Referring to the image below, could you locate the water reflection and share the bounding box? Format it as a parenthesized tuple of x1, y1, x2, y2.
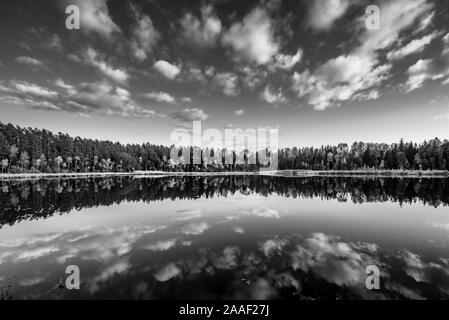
(0, 176, 448, 300)
(1, 176, 448, 228)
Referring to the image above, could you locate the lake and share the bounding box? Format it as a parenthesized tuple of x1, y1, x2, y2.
(0, 176, 448, 299)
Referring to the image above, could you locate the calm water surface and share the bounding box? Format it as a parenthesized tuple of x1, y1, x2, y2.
(0, 176, 448, 299)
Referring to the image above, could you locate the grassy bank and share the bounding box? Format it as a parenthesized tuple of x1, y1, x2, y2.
(0, 170, 259, 181)
(262, 169, 449, 178)
(0, 171, 169, 181)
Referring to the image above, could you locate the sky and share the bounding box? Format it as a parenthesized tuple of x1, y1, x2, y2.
(0, 0, 448, 148)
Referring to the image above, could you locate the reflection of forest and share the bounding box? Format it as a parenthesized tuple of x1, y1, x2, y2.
(1, 176, 448, 227)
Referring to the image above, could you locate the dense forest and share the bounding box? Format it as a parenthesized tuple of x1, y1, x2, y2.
(0, 121, 448, 173)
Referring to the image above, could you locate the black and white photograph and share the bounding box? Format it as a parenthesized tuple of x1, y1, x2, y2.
(0, 0, 449, 311)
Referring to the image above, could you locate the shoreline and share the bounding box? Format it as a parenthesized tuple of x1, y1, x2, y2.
(0, 169, 448, 180)
(262, 169, 449, 178)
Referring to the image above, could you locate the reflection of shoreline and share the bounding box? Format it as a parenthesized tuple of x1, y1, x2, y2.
(1, 175, 448, 229)
(1, 169, 448, 181)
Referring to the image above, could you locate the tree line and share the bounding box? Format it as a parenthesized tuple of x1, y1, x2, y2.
(0, 121, 448, 173)
(0, 121, 171, 173)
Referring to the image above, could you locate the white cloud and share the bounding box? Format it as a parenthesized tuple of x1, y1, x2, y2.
(409, 58, 432, 74)
(0, 95, 60, 111)
(239, 207, 285, 219)
(154, 60, 181, 80)
(261, 86, 286, 104)
(54, 78, 77, 95)
(170, 107, 208, 122)
(22, 99, 60, 111)
(116, 87, 131, 100)
(182, 65, 208, 85)
(306, 0, 350, 31)
(221, 7, 278, 64)
(212, 246, 240, 270)
(357, 0, 433, 55)
(442, 33, 449, 57)
(272, 48, 302, 70)
(240, 66, 265, 90)
(259, 238, 288, 256)
(130, 5, 160, 62)
(316, 54, 374, 85)
(172, 209, 202, 221)
(0, 225, 173, 293)
(353, 90, 380, 101)
(213, 72, 239, 96)
(416, 10, 434, 33)
(0, 80, 62, 111)
(154, 263, 181, 282)
(205, 66, 215, 77)
(444, 33, 449, 45)
(180, 222, 209, 235)
(292, 0, 430, 110)
(291, 55, 373, 110)
(84, 47, 129, 84)
(252, 207, 282, 218)
(15, 56, 44, 67)
(232, 226, 245, 234)
(73, 0, 121, 38)
(0, 96, 22, 104)
(12, 80, 58, 98)
(144, 239, 177, 251)
(16, 246, 59, 262)
(292, 60, 391, 110)
(181, 97, 193, 103)
(404, 58, 438, 92)
(67, 100, 90, 111)
(387, 32, 437, 60)
(90, 260, 130, 292)
(142, 91, 176, 104)
(180, 5, 222, 47)
(69, 80, 159, 117)
(397, 250, 449, 289)
(290, 233, 374, 287)
(234, 109, 244, 116)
